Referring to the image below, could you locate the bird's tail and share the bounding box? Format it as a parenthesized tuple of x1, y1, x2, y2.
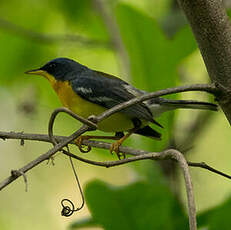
(148, 98, 218, 117)
(158, 99, 218, 110)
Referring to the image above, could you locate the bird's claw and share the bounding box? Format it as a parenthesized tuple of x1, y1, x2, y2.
(110, 141, 126, 160)
(75, 136, 92, 153)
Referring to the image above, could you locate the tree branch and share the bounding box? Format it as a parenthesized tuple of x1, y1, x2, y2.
(96, 83, 218, 122)
(61, 148, 196, 230)
(1, 131, 231, 180)
(0, 83, 220, 229)
(177, 0, 231, 124)
(0, 125, 90, 191)
(48, 107, 97, 145)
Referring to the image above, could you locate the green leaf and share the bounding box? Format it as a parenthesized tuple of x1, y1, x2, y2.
(70, 217, 99, 229)
(198, 196, 231, 230)
(83, 180, 188, 230)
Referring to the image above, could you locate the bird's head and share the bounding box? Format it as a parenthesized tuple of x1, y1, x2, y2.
(25, 57, 87, 82)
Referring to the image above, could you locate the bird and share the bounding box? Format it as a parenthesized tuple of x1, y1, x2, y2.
(25, 57, 218, 159)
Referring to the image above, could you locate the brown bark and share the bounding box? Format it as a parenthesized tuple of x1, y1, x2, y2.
(178, 0, 231, 124)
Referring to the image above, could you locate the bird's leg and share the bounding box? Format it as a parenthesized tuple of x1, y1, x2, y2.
(110, 127, 138, 160)
(75, 133, 123, 153)
(110, 119, 141, 159)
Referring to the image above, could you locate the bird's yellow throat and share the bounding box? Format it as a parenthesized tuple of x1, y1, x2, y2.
(27, 69, 134, 132)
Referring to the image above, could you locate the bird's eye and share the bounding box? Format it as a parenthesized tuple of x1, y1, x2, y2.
(49, 63, 56, 69)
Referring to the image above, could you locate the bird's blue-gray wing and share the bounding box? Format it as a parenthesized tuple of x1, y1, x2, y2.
(70, 69, 158, 124)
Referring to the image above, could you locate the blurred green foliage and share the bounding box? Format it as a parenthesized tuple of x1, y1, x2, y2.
(70, 179, 231, 230)
(197, 196, 231, 230)
(0, 0, 230, 230)
(116, 4, 197, 151)
(71, 177, 188, 230)
(56, 0, 109, 40)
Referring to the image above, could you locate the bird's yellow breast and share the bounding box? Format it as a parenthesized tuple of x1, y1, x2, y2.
(45, 73, 134, 132)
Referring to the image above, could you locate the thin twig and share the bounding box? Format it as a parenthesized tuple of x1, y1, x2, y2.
(0, 125, 90, 191)
(62, 149, 197, 230)
(61, 151, 85, 217)
(48, 107, 97, 145)
(96, 83, 218, 122)
(188, 161, 231, 180)
(1, 131, 231, 180)
(0, 83, 220, 229)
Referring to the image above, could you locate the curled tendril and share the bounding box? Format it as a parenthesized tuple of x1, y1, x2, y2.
(61, 199, 75, 217)
(60, 147, 85, 217)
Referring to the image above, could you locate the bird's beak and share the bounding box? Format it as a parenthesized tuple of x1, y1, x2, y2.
(25, 69, 46, 76)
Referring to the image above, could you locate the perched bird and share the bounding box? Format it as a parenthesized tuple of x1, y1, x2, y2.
(26, 57, 217, 158)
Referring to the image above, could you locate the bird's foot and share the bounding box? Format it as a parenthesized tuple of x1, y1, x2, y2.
(75, 136, 92, 153)
(110, 140, 126, 160)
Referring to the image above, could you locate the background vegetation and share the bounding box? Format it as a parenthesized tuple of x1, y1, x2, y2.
(0, 0, 231, 229)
